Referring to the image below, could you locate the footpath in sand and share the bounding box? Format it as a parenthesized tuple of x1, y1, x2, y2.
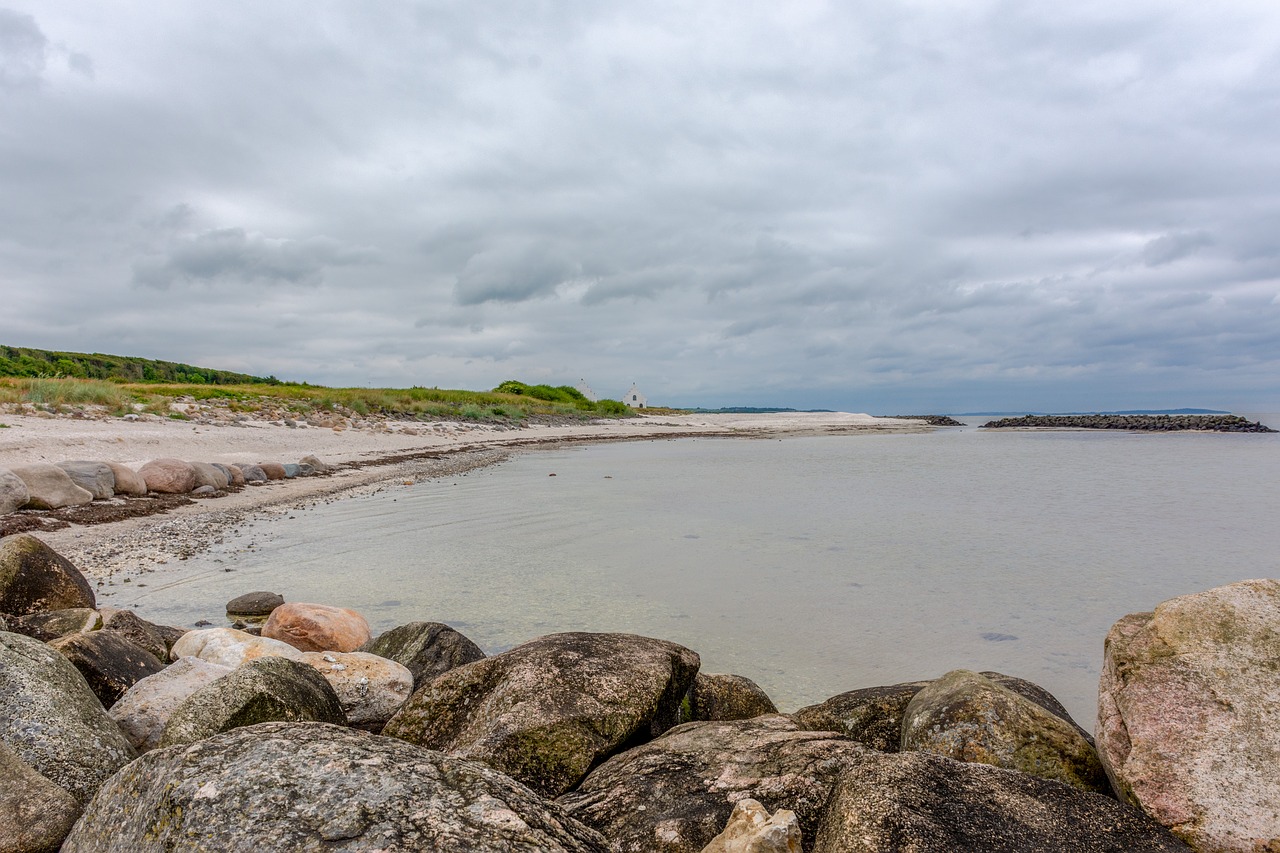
(0, 410, 928, 580)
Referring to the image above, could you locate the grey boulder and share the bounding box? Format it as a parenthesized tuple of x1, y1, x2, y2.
(0, 534, 96, 616)
(189, 461, 228, 490)
(50, 631, 167, 710)
(7, 463, 92, 509)
(0, 740, 81, 853)
(558, 714, 866, 853)
(98, 608, 171, 662)
(360, 620, 486, 688)
(225, 590, 284, 618)
(54, 461, 115, 501)
(0, 468, 29, 516)
(5, 608, 100, 642)
(383, 631, 700, 797)
(791, 680, 931, 752)
(685, 672, 778, 722)
(237, 463, 268, 483)
(62, 721, 610, 852)
(110, 657, 233, 752)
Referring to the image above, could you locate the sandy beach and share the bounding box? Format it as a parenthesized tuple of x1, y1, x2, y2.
(0, 409, 928, 580)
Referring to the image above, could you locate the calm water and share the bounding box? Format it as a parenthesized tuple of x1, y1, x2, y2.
(104, 415, 1280, 728)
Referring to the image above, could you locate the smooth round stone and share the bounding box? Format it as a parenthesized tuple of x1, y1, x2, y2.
(226, 591, 285, 618)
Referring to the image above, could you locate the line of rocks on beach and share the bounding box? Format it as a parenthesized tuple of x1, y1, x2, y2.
(2, 533, 1277, 852)
(981, 414, 1276, 432)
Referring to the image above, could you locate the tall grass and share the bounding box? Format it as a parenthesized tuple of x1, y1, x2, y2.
(0, 377, 135, 413)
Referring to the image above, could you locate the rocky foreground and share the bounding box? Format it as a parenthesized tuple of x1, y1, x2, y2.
(981, 414, 1276, 432)
(2, 533, 1278, 852)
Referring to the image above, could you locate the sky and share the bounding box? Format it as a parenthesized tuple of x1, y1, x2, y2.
(2, 2, 1279, 413)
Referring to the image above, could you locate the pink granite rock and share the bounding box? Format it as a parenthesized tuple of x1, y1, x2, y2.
(262, 602, 371, 653)
(1097, 579, 1280, 852)
(138, 458, 198, 494)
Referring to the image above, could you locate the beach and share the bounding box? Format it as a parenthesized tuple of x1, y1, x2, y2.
(0, 409, 928, 580)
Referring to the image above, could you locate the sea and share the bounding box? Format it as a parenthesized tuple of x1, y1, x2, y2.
(102, 414, 1280, 729)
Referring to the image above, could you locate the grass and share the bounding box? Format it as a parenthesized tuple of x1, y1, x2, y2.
(0, 377, 135, 415)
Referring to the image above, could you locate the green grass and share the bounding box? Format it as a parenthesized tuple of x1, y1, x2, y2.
(0, 377, 135, 414)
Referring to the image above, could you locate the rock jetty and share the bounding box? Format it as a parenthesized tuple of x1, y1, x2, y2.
(981, 414, 1276, 432)
(3, 536, 1276, 851)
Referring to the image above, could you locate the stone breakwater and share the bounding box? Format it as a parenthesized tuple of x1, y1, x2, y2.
(981, 414, 1276, 432)
(3, 533, 1278, 851)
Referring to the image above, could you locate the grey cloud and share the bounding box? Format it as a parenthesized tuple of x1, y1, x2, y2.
(1142, 231, 1214, 267)
(133, 228, 376, 290)
(453, 242, 581, 305)
(0, 7, 45, 89)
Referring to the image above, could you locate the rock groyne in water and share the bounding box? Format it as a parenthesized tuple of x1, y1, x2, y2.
(982, 414, 1276, 432)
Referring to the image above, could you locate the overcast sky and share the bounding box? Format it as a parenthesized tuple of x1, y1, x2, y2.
(3, 2, 1279, 412)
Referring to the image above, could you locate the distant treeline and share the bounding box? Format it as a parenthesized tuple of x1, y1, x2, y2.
(0, 345, 281, 386)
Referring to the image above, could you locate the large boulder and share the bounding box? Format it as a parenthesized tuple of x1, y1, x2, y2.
(50, 632, 167, 710)
(257, 461, 287, 480)
(189, 461, 229, 490)
(261, 602, 371, 653)
(5, 608, 99, 642)
(98, 608, 170, 662)
(136, 458, 197, 494)
(220, 464, 246, 487)
(169, 626, 303, 667)
(703, 799, 802, 853)
(237, 463, 268, 483)
(62, 722, 610, 852)
(360, 620, 486, 688)
(791, 680, 931, 752)
(0, 740, 81, 853)
(7, 464, 92, 509)
(810, 750, 1190, 852)
(383, 632, 700, 797)
(0, 631, 135, 803)
(53, 461, 115, 501)
(0, 534, 96, 616)
(901, 669, 1109, 793)
(225, 590, 284, 618)
(105, 463, 146, 497)
(300, 651, 414, 729)
(686, 672, 777, 722)
(1097, 579, 1280, 852)
(558, 715, 865, 853)
(109, 657, 232, 753)
(300, 454, 330, 474)
(0, 469, 29, 516)
(158, 656, 346, 747)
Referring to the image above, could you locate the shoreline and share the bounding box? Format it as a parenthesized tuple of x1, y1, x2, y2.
(1, 411, 930, 581)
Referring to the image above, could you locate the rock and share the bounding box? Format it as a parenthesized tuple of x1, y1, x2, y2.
(0, 740, 81, 853)
(702, 799, 802, 853)
(99, 609, 169, 662)
(1097, 579, 1280, 852)
(225, 590, 284, 618)
(901, 669, 1108, 793)
(0, 534, 96, 616)
(189, 461, 228, 490)
(559, 715, 865, 853)
(0, 630, 136, 803)
(221, 464, 246, 487)
(50, 631, 166, 709)
(262, 602, 371, 653)
(810, 750, 1190, 852)
(257, 461, 286, 480)
(109, 657, 233, 752)
(360, 620, 486, 688)
(169, 626, 303, 667)
(158, 656, 347, 747)
(0, 468, 30, 516)
(5, 607, 100, 642)
(191, 485, 216, 496)
(300, 651, 414, 729)
(295, 462, 315, 477)
(791, 680, 930, 752)
(7, 463, 93, 509)
(62, 722, 610, 852)
(53, 461, 115, 501)
(105, 463, 146, 496)
(137, 458, 197, 494)
(686, 672, 778, 722)
(384, 632, 700, 798)
(281, 463, 300, 478)
(300, 454, 330, 473)
(237, 463, 268, 483)
(209, 462, 236, 485)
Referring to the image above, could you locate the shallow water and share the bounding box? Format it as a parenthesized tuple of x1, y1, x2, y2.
(105, 416, 1280, 728)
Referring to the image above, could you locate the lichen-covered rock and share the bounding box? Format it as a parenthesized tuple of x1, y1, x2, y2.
(0, 740, 81, 853)
(360, 620, 486, 688)
(702, 798, 802, 853)
(137, 457, 198, 494)
(169, 626, 303, 667)
(384, 631, 700, 797)
(0, 534, 96, 616)
(1097, 579, 1280, 852)
(901, 669, 1108, 793)
(50, 631, 166, 710)
(54, 461, 115, 501)
(62, 722, 610, 852)
(0, 469, 30, 516)
(105, 463, 146, 497)
(5, 608, 100, 642)
(261, 602, 371, 653)
(559, 715, 865, 853)
(110, 657, 233, 752)
(791, 680, 931, 752)
(810, 750, 1190, 852)
(0, 631, 135, 803)
(7, 463, 93, 509)
(159, 656, 346, 747)
(686, 672, 778, 722)
(225, 590, 284, 618)
(300, 650, 413, 729)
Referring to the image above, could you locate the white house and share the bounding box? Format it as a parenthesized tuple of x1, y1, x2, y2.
(575, 379, 599, 402)
(623, 383, 647, 408)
